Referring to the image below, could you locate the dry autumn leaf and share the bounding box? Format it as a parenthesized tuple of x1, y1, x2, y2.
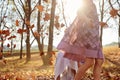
(16, 20, 19, 26)
(37, 5, 44, 12)
(45, 33, 48, 35)
(55, 22, 60, 29)
(13, 44, 16, 48)
(7, 43, 10, 47)
(33, 31, 40, 37)
(2, 30, 9, 35)
(109, 8, 118, 17)
(0, 30, 3, 34)
(99, 21, 108, 27)
(28, 24, 34, 29)
(12, 35, 16, 38)
(44, 13, 51, 21)
(55, 16, 59, 21)
(61, 23, 65, 27)
(25, 20, 30, 26)
(17, 28, 27, 34)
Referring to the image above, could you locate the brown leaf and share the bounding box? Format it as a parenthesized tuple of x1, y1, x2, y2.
(109, 9, 118, 17)
(45, 33, 48, 35)
(13, 44, 16, 48)
(55, 16, 59, 21)
(0, 30, 3, 34)
(61, 23, 65, 27)
(99, 21, 108, 27)
(33, 31, 40, 37)
(37, 5, 44, 12)
(25, 20, 30, 26)
(40, 52, 44, 56)
(28, 24, 34, 29)
(43, 13, 51, 21)
(55, 22, 60, 29)
(16, 20, 19, 26)
(17, 28, 26, 34)
(7, 44, 10, 47)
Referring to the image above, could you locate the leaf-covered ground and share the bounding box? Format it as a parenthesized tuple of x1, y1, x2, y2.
(0, 46, 120, 80)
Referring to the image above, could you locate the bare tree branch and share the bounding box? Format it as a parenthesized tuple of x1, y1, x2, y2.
(108, 0, 120, 17)
(61, 0, 67, 27)
(13, 0, 24, 20)
(31, 1, 39, 14)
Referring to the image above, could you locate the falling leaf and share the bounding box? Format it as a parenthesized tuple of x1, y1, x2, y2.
(33, 31, 40, 37)
(28, 24, 34, 29)
(25, 20, 30, 26)
(109, 8, 118, 17)
(2, 30, 9, 35)
(43, 13, 51, 21)
(13, 44, 16, 48)
(17, 28, 27, 34)
(12, 35, 16, 38)
(40, 52, 44, 56)
(7, 44, 10, 47)
(16, 20, 19, 26)
(56, 33, 60, 35)
(0, 30, 3, 34)
(37, 5, 44, 12)
(3, 16, 7, 18)
(55, 22, 60, 29)
(8, 35, 16, 40)
(55, 16, 59, 21)
(8, 36, 12, 40)
(45, 33, 48, 35)
(61, 23, 65, 27)
(99, 21, 108, 27)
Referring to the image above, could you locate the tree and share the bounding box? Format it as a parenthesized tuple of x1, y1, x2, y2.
(108, 0, 120, 48)
(0, 1, 9, 53)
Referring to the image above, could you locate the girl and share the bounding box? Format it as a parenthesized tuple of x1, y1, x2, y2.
(56, 0, 104, 80)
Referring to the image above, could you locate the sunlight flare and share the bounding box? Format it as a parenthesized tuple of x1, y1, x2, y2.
(61, 0, 84, 22)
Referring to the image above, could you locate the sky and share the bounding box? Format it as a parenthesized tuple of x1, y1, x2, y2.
(2, 0, 118, 49)
(53, 0, 118, 47)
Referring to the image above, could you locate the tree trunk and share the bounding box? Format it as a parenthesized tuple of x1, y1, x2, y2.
(100, 0, 104, 47)
(118, 0, 120, 48)
(19, 23, 25, 59)
(25, 0, 31, 61)
(36, 0, 44, 54)
(118, 17, 120, 48)
(45, 0, 56, 65)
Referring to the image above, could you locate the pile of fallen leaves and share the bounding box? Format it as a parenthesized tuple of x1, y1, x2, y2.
(0, 71, 54, 80)
(0, 46, 119, 80)
(0, 70, 119, 80)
